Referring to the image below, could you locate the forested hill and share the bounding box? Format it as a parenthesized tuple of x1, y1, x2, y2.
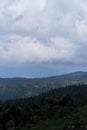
(0, 71, 87, 100)
(1, 84, 87, 130)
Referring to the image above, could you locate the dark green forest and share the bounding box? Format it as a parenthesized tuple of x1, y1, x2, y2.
(1, 84, 87, 130)
(0, 71, 87, 100)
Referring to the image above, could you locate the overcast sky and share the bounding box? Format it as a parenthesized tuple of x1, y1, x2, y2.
(0, 0, 87, 77)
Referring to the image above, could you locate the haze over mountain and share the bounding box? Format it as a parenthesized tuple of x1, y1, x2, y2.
(0, 1, 87, 130)
(0, 71, 87, 101)
(0, 0, 86, 77)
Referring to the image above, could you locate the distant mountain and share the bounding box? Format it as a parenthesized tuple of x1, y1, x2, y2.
(0, 71, 87, 100)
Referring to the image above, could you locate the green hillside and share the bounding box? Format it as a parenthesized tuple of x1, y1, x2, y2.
(0, 84, 87, 130)
(0, 71, 87, 100)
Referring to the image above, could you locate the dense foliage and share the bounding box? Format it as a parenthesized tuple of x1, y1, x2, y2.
(1, 71, 87, 100)
(1, 84, 87, 129)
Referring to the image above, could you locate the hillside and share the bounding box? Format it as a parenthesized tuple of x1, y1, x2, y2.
(0, 71, 87, 100)
(1, 84, 87, 130)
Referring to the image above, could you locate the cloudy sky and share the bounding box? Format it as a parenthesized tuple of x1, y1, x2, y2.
(0, 0, 87, 77)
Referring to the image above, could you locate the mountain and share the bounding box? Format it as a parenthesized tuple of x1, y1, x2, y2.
(1, 83, 87, 130)
(0, 71, 87, 100)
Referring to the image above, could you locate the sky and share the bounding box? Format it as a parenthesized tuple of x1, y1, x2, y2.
(0, 0, 87, 77)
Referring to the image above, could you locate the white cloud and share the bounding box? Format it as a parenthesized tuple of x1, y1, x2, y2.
(0, 35, 76, 64)
(0, 0, 87, 65)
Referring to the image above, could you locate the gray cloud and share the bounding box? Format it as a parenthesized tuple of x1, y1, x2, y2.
(0, 0, 86, 65)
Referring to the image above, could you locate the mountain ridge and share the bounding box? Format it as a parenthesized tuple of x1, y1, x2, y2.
(0, 71, 87, 100)
(0, 71, 85, 79)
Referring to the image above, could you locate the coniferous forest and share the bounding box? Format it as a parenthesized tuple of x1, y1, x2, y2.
(0, 0, 87, 129)
(1, 84, 87, 130)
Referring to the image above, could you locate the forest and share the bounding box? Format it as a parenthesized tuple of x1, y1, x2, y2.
(0, 71, 87, 101)
(1, 84, 87, 130)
